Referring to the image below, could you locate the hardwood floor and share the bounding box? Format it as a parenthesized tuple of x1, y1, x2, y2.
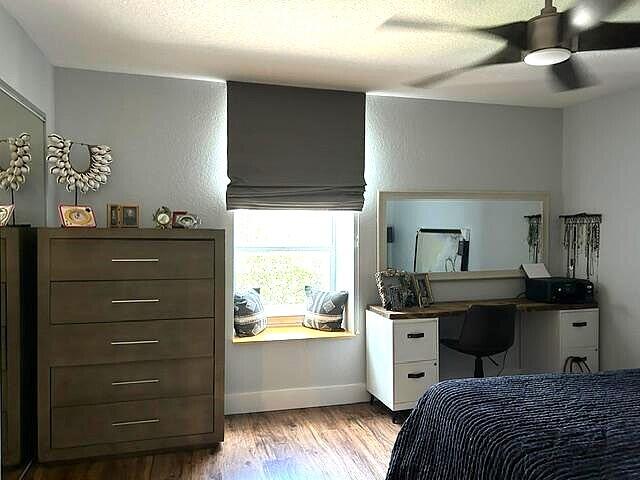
(25, 403, 400, 480)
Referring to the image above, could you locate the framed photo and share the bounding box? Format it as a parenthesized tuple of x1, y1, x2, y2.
(412, 272, 434, 308)
(0, 204, 15, 227)
(121, 205, 140, 228)
(375, 269, 418, 311)
(59, 205, 96, 228)
(171, 211, 187, 228)
(107, 204, 121, 228)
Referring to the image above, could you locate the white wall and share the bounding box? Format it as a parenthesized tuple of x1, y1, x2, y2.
(53, 68, 565, 412)
(563, 86, 640, 371)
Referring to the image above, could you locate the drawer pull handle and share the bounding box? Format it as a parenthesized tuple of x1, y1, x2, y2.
(112, 378, 160, 386)
(110, 340, 159, 346)
(111, 299, 160, 304)
(111, 258, 159, 263)
(408, 372, 425, 379)
(112, 418, 160, 427)
(407, 332, 425, 339)
(572, 322, 588, 327)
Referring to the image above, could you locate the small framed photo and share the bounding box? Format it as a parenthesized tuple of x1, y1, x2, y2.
(412, 273, 434, 308)
(0, 204, 15, 227)
(171, 211, 187, 228)
(375, 269, 418, 311)
(59, 205, 96, 228)
(107, 204, 121, 228)
(121, 205, 140, 228)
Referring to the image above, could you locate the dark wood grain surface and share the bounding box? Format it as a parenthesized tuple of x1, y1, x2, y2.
(26, 403, 400, 480)
(368, 297, 598, 319)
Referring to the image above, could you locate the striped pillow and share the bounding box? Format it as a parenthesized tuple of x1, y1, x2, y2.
(234, 289, 267, 337)
(303, 286, 348, 332)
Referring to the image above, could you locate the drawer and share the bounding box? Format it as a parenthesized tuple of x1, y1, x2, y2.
(394, 361, 438, 404)
(52, 395, 214, 449)
(50, 279, 214, 324)
(393, 321, 438, 363)
(52, 357, 213, 407)
(562, 347, 599, 373)
(560, 310, 598, 348)
(50, 239, 214, 281)
(1, 283, 5, 326)
(49, 318, 213, 366)
(1, 325, 6, 370)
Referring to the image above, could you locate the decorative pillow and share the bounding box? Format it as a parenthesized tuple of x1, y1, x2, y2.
(234, 288, 267, 337)
(302, 286, 348, 332)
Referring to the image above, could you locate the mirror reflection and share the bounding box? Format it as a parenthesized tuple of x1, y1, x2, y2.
(385, 198, 544, 273)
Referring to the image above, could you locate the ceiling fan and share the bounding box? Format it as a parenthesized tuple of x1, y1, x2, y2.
(381, 0, 640, 90)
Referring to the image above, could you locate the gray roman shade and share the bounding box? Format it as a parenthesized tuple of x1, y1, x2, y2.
(226, 81, 365, 210)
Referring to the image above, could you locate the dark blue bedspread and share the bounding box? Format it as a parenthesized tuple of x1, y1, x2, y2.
(386, 370, 640, 480)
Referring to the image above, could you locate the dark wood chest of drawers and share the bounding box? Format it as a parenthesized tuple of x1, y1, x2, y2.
(37, 228, 225, 462)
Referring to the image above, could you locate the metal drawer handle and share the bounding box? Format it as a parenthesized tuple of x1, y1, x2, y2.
(111, 299, 160, 304)
(112, 418, 160, 427)
(572, 322, 588, 327)
(110, 340, 159, 346)
(407, 332, 425, 339)
(112, 378, 160, 386)
(407, 372, 425, 379)
(111, 258, 159, 263)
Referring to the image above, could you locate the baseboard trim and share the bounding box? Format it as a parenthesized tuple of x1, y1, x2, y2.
(225, 382, 369, 415)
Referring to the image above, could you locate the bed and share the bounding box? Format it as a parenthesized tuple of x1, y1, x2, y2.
(386, 370, 640, 480)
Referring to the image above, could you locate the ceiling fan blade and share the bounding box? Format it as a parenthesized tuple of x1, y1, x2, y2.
(549, 57, 597, 91)
(409, 45, 523, 88)
(577, 22, 640, 51)
(565, 0, 634, 36)
(381, 17, 528, 49)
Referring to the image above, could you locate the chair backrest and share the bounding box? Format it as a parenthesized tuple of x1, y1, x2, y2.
(458, 304, 516, 353)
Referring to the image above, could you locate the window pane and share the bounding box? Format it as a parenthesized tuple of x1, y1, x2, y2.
(235, 250, 331, 305)
(234, 210, 333, 248)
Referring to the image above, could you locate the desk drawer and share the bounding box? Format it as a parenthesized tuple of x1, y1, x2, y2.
(50, 239, 214, 281)
(394, 321, 438, 363)
(560, 310, 598, 348)
(50, 279, 214, 324)
(561, 347, 599, 373)
(394, 361, 438, 404)
(49, 318, 213, 366)
(52, 357, 213, 407)
(52, 395, 213, 449)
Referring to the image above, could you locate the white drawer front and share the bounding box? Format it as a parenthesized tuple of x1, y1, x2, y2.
(561, 347, 599, 373)
(394, 361, 438, 404)
(394, 321, 438, 363)
(560, 310, 598, 348)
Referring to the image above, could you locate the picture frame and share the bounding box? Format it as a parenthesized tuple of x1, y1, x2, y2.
(0, 204, 15, 227)
(375, 269, 418, 311)
(411, 272, 434, 308)
(59, 205, 97, 228)
(171, 210, 187, 228)
(107, 204, 121, 228)
(121, 205, 140, 228)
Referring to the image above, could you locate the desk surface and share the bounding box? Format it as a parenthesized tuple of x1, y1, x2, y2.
(367, 298, 598, 320)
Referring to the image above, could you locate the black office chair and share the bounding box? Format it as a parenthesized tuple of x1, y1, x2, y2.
(440, 304, 516, 378)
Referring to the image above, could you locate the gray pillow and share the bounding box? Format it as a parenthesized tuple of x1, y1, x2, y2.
(302, 286, 348, 332)
(234, 288, 267, 337)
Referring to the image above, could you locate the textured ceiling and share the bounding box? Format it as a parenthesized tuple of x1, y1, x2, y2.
(2, 0, 640, 107)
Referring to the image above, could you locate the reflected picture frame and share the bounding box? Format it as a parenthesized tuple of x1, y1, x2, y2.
(411, 272, 434, 308)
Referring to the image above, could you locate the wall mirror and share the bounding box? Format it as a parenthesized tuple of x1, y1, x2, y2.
(1, 79, 45, 479)
(378, 191, 549, 280)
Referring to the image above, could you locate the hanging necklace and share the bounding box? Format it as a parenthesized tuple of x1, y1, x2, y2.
(0, 133, 31, 191)
(47, 134, 112, 193)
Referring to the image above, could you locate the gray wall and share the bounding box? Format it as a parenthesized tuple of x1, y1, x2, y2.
(563, 86, 640, 371)
(54, 68, 565, 411)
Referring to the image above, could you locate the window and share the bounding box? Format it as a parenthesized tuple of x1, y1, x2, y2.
(234, 210, 356, 326)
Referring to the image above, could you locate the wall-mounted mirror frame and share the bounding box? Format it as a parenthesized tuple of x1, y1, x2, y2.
(0, 76, 48, 226)
(377, 190, 550, 281)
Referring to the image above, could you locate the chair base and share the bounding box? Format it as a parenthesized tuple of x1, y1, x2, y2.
(474, 356, 484, 378)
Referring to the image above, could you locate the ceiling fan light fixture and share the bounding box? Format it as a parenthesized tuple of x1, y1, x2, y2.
(524, 47, 572, 66)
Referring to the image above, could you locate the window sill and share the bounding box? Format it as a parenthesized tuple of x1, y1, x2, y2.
(232, 325, 356, 344)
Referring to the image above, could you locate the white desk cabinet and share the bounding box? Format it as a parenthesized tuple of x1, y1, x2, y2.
(522, 308, 599, 374)
(365, 310, 439, 415)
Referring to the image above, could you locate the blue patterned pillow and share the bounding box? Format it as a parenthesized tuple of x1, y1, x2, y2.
(234, 289, 267, 337)
(302, 286, 348, 332)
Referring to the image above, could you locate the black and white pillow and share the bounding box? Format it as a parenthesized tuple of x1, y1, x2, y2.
(234, 288, 267, 337)
(302, 286, 348, 332)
